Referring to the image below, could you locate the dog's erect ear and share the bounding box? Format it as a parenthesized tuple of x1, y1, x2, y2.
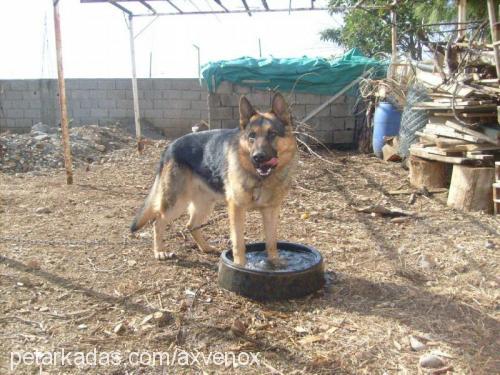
(271, 92, 291, 126)
(239, 96, 256, 129)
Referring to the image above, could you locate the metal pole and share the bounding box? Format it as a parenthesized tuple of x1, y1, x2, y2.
(53, 0, 73, 185)
(128, 15, 143, 152)
(193, 44, 201, 85)
(258, 38, 262, 57)
(149, 51, 152, 78)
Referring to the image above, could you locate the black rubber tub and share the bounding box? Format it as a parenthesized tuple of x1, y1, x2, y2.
(218, 241, 325, 301)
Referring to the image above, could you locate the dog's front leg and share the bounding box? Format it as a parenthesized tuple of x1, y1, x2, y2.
(228, 200, 246, 266)
(261, 206, 280, 261)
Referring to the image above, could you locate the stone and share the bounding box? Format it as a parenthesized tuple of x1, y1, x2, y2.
(409, 336, 426, 351)
(32, 122, 56, 134)
(419, 354, 445, 369)
(33, 134, 50, 142)
(35, 207, 51, 214)
(113, 322, 126, 335)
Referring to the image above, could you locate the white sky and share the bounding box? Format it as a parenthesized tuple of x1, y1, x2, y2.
(0, 0, 343, 79)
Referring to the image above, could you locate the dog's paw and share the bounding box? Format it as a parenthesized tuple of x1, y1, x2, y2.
(268, 256, 287, 269)
(200, 245, 218, 254)
(154, 251, 176, 260)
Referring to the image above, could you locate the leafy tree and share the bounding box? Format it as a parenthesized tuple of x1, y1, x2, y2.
(321, 0, 488, 60)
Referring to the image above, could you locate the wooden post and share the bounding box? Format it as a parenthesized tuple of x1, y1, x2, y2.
(409, 156, 449, 189)
(447, 165, 495, 212)
(487, 0, 500, 80)
(128, 15, 143, 152)
(53, 0, 73, 185)
(457, 0, 467, 39)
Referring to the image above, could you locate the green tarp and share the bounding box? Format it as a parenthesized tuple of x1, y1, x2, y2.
(201, 48, 388, 96)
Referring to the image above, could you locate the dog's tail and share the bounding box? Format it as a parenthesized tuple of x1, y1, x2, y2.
(130, 174, 161, 233)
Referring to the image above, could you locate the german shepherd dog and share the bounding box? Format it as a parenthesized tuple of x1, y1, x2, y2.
(130, 93, 297, 266)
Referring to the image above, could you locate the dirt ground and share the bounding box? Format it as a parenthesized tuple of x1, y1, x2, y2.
(1, 142, 499, 374)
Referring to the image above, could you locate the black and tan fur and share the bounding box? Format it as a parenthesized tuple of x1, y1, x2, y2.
(130, 93, 297, 266)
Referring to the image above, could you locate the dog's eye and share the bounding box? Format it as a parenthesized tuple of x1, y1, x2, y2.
(248, 132, 256, 141)
(268, 131, 277, 139)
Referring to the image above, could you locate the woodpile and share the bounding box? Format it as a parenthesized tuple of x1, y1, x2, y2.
(407, 13, 499, 213)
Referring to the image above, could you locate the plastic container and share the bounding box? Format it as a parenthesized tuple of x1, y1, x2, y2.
(218, 241, 325, 301)
(373, 102, 402, 158)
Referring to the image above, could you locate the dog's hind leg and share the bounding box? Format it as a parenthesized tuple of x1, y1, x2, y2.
(152, 163, 190, 260)
(187, 196, 217, 253)
(153, 195, 188, 260)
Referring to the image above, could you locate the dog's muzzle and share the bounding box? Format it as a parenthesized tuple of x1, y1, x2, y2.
(254, 157, 278, 177)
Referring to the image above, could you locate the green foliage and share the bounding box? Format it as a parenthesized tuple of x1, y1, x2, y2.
(321, 0, 489, 59)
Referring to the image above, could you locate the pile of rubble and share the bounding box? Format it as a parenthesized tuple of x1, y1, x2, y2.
(0, 123, 136, 174)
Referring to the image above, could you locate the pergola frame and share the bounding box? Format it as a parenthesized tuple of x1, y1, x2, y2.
(78, 0, 329, 153)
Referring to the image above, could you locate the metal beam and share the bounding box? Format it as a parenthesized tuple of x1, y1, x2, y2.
(109, 0, 133, 15)
(139, 0, 157, 14)
(132, 7, 328, 17)
(164, 0, 182, 13)
(213, 0, 228, 12)
(261, 0, 269, 11)
(241, 0, 251, 16)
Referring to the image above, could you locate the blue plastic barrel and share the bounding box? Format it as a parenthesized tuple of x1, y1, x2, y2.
(372, 102, 402, 158)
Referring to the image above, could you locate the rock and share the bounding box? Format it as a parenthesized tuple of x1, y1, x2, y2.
(418, 254, 435, 271)
(409, 336, 426, 351)
(94, 144, 106, 152)
(323, 211, 334, 219)
(113, 322, 126, 335)
(485, 240, 495, 249)
(35, 207, 51, 214)
(32, 123, 55, 134)
(230, 318, 247, 336)
(77, 324, 88, 330)
(33, 134, 50, 142)
(419, 354, 445, 369)
(153, 311, 169, 327)
(140, 314, 154, 326)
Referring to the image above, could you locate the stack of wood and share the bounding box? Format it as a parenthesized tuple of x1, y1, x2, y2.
(410, 73, 500, 166)
(405, 19, 500, 212)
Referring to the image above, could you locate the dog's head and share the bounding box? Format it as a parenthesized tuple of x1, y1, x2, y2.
(238, 92, 297, 178)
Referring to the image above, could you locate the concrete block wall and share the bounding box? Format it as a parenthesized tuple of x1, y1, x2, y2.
(208, 81, 357, 145)
(0, 79, 208, 138)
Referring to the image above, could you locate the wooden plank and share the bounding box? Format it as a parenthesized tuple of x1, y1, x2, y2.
(444, 120, 500, 145)
(415, 70, 475, 97)
(465, 153, 495, 161)
(410, 146, 471, 164)
(441, 144, 500, 152)
(413, 102, 497, 111)
(423, 146, 463, 156)
(424, 124, 483, 143)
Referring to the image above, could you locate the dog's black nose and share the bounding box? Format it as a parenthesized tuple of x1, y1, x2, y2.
(252, 152, 267, 164)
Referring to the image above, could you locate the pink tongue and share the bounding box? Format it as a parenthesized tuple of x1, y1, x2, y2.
(262, 157, 278, 167)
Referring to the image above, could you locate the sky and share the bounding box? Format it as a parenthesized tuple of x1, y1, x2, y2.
(0, 0, 343, 79)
